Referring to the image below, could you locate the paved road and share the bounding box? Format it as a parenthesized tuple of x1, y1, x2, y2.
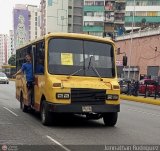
(0, 81, 160, 151)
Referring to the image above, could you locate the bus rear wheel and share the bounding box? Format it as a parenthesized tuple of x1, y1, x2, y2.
(20, 93, 28, 112)
(103, 112, 118, 127)
(41, 102, 52, 126)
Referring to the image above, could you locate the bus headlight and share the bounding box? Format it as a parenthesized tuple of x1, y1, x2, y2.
(56, 93, 70, 99)
(106, 94, 119, 100)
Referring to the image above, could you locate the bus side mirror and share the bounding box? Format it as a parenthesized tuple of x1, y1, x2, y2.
(123, 55, 127, 66)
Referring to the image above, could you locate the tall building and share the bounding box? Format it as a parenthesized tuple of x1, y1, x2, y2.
(40, 0, 83, 35)
(8, 30, 15, 61)
(114, 0, 126, 35)
(13, 4, 41, 49)
(125, 0, 160, 29)
(83, 0, 126, 38)
(40, 0, 46, 35)
(0, 34, 8, 67)
(27, 5, 41, 40)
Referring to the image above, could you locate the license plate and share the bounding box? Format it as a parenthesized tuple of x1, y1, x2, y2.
(82, 106, 92, 112)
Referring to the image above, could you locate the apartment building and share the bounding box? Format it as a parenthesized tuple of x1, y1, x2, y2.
(13, 4, 41, 49)
(0, 34, 8, 67)
(125, 0, 160, 29)
(8, 30, 15, 61)
(27, 5, 41, 40)
(83, 0, 126, 38)
(40, 0, 83, 35)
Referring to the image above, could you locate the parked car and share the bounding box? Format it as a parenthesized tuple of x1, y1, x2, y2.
(0, 72, 9, 84)
(118, 78, 131, 94)
(139, 79, 160, 97)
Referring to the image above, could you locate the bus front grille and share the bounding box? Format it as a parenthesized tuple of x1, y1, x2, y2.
(71, 88, 106, 105)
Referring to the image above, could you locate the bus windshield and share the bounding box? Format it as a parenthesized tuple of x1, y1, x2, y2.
(48, 38, 115, 78)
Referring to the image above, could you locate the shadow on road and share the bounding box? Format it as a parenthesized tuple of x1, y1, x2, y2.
(24, 110, 117, 129)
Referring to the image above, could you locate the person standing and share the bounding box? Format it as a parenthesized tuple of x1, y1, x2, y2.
(13, 53, 34, 107)
(134, 80, 139, 96)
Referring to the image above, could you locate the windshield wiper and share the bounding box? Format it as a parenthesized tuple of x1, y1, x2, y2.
(87, 55, 93, 70)
(67, 68, 84, 79)
(87, 56, 103, 81)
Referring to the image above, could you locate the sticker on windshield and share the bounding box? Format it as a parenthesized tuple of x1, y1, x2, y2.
(61, 53, 73, 65)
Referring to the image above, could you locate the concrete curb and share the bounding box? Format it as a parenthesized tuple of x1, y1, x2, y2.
(120, 95, 160, 106)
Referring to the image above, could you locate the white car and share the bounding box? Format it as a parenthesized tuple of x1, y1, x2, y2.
(0, 72, 9, 84)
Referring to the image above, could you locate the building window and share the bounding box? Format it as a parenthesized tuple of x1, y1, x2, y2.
(85, 1, 94, 6)
(95, 1, 104, 6)
(68, 6, 72, 9)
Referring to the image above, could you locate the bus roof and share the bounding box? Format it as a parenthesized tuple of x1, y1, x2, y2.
(16, 33, 114, 50)
(46, 33, 114, 44)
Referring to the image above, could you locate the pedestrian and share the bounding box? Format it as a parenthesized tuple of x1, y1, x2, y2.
(13, 53, 34, 107)
(127, 81, 132, 95)
(134, 80, 139, 96)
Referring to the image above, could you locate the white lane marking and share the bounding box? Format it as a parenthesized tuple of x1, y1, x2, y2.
(3, 107, 18, 117)
(46, 135, 71, 151)
(127, 108, 160, 117)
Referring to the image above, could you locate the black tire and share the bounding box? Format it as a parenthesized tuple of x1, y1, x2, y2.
(41, 101, 52, 126)
(103, 112, 118, 127)
(20, 93, 28, 112)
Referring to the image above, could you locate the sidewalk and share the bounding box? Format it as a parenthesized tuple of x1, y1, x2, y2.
(120, 94, 160, 106)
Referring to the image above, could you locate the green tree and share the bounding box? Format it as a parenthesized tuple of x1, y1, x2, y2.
(8, 54, 16, 66)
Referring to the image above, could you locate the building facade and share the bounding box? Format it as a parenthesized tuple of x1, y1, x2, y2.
(13, 4, 41, 49)
(0, 34, 8, 67)
(7, 30, 15, 60)
(27, 5, 41, 40)
(115, 27, 160, 80)
(83, 0, 126, 38)
(40, 0, 83, 35)
(40, 0, 46, 35)
(125, 0, 160, 29)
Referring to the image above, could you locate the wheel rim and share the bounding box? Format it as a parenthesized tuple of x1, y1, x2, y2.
(22, 102, 25, 110)
(41, 106, 46, 123)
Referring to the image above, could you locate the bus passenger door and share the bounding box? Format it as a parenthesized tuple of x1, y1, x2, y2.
(33, 41, 45, 111)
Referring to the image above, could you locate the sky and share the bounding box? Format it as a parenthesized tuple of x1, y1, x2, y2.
(0, 0, 40, 35)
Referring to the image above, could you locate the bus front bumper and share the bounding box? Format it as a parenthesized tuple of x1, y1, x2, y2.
(44, 101, 120, 113)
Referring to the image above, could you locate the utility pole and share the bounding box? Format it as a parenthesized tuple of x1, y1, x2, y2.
(128, 0, 135, 79)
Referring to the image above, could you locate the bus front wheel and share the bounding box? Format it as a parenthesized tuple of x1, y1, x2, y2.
(103, 112, 118, 127)
(41, 102, 52, 126)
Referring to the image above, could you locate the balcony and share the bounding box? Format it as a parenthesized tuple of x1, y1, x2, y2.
(83, 16, 104, 22)
(83, 6, 104, 12)
(83, 26, 103, 32)
(125, 16, 160, 23)
(115, 0, 126, 3)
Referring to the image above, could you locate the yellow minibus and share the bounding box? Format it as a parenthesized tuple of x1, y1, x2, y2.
(15, 33, 120, 126)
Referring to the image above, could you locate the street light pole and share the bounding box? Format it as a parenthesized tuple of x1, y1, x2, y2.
(128, 0, 136, 79)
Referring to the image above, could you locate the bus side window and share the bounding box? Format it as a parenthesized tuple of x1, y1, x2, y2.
(35, 41, 45, 74)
